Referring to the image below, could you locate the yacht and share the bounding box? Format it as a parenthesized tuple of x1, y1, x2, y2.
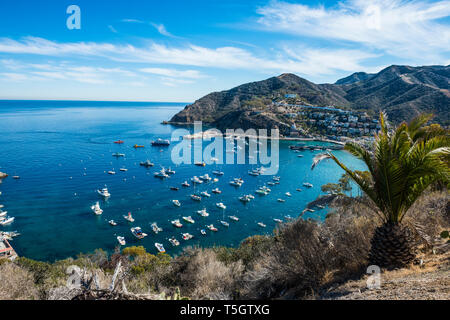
(131, 227, 147, 239)
(171, 219, 183, 228)
(257, 222, 267, 228)
(191, 176, 203, 184)
(151, 138, 170, 146)
(197, 208, 209, 217)
(91, 202, 103, 215)
(169, 237, 180, 246)
(212, 170, 224, 176)
(200, 191, 211, 198)
(246, 194, 255, 199)
(273, 176, 281, 181)
(211, 188, 222, 194)
(229, 216, 239, 222)
(285, 192, 292, 197)
(181, 181, 191, 187)
(182, 233, 194, 241)
(248, 171, 260, 176)
(117, 236, 126, 246)
(220, 221, 230, 227)
(273, 219, 283, 223)
(229, 179, 243, 187)
(165, 168, 176, 175)
(140, 160, 154, 168)
(155, 243, 166, 253)
(0, 217, 14, 226)
(239, 195, 252, 203)
(109, 220, 117, 226)
(124, 212, 135, 223)
(199, 174, 212, 181)
(97, 187, 111, 198)
(207, 224, 218, 232)
(154, 169, 169, 179)
(216, 202, 227, 209)
(303, 182, 313, 188)
(182, 216, 195, 224)
(119, 168, 128, 172)
(191, 194, 202, 201)
(0, 210, 7, 218)
(172, 200, 181, 207)
(151, 222, 163, 234)
(112, 153, 125, 157)
(108, 170, 116, 175)
(267, 182, 275, 186)
(277, 199, 285, 203)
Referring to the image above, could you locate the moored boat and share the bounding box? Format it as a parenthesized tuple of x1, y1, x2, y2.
(172, 200, 181, 207)
(155, 243, 166, 253)
(109, 220, 117, 226)
(151, 138, 170, 146)
(257, 222, 266, 228)
(124, 212, 135, 223)
(182, 216, 195, 224)
(197, 208, 209, 217)
(91, 202, 103, 215)
(169, 237, 180, 246)
(97, 187, 111, 198)
(220, 221, 230, 227)
(151, 222, 163, 234)
(131, 227, 147, 239)
(182, 233, 194, 240)
(117, 236, 126, 246)
(216, 202, 227, 209)
(200, 191, 211, 198)
(191, 194, 202, 201)
(207, 224, 218, 232)
(171, 219, 183, 228)
(229, 215, 239, 222)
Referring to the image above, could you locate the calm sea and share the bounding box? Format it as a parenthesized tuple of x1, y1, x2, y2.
(0, 100, 365, 261)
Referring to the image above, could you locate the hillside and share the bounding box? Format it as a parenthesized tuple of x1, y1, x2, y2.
(170, 65, 450, 130)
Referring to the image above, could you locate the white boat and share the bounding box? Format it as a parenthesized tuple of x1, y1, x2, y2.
(112, 153, 125, 157)
(303, 183, 313, 188)
(0, 217, 14, 226)
(239, 195, 251, 202)
(108, 171, 116, 175)
(151, 222, 163, 234)
(212, 178, 219, 183)
(277, 199, 285, 203)
(285, 192, 292, 197)
(229, 215, 239, 221)
(199, 174, 212, 181)
(97, 187, 111, 198)
(257, 222, 266, 228)
(191, 194, 202, 201)
(296, 188, 303, 192)
(317, 205, 325, 209)
(297, 155, 304, 158)
(109, 220, 117, 226)
(267, 182, 275, 186)
(273, 176, 281, 181)
(197, 208, 209, 217)
(172, 200, 181, 207)
(274, 219, 283, 223)
(165, 168, 176, 175)
(255, 189, 269, 195)
(171, 219, 183, 228)
(182, 216, 195, 224)
(200, 229, 207, 235)
(207, 224, 218, 232)
(169, 237, 180, 246)
(246, 194, 255, 199)
(124, 212, 135, 223)
(182, 233, 194, 241)
(0, 210, 7, 218)
(229, 180, 243, 187)
(212, 170, 224, 176)
(120, 168, 128, 172)
(131, 227, 147, 239)
(200, 191, 211, 198)
(211, 188, 222, 194)
(117, 236, 126, 246)
(182, 181, 191, 187)
(216, 202, 227, 209)
(220, 221, 230, 227)
(154, 169, 169, 178)
(155, 243, 166, 253)
(91, 202, 103, 215)
(191, 176, 203, 184)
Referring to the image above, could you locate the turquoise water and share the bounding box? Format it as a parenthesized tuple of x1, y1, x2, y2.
(0, 101, 366, 262)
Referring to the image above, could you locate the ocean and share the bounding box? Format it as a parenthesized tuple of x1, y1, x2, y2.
(0, 100, 366, 261)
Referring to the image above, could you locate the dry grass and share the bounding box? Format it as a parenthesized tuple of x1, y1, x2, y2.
(0, 261, 39, 300)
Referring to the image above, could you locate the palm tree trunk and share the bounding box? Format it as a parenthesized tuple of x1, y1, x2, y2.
(369, 223, 418, 269)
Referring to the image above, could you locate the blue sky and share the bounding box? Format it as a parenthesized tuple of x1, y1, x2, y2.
(0, 0, 449, 101)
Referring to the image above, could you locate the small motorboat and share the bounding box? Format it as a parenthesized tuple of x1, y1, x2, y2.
(165, 168, 176, 175)
(117, 236, 126, 246)
(120, 168, 128, 172)
(0, 210, 7, 218)
(182, 216, 195, 224)
(255, 189, 269, 195)
(109, 220, 117, 226)
(170, 187, 179, 191)
(91, 202, 103, 215)
(246, 194, 255, 199)
(131, 227, 147, 239)
(172, 200, 181, 207)
(12, 176, 20, 179)
(182, 181, 191, 187)
(0, 217, 14, 226)
(191, 176, 203, 184)
(239, 195, 251, 203)
(229, 178, 244, 187)
(199, 174, 212, 181)
(274, 218, 283, 223)
(182, 233, 194, 240)
(191, 194, 202, 201)
(108, 170, 116, 175)
(151, 222, 163, 234)
(200, 229, 207, 236)
(151, 138, 170, 146)
(303, 183, 313, 188)
(317, 205, 325, 209)
(97, 187, 111, 198)
(273, 176, 281, 181)
(212, 170, 224, 176)
(114, 140, 124, 144)
(216, 202, 227, 209)
(197, 208, 209, 217)
(212, 178, 219, 183)
(207, 224, 218, 232)
(229, 215, 239, 222)
(171, 219, 183, 228)
(133, 145, 145, 148)
(140, 160, 154, 167)
(155, 243, 166, 253)
(211, 188, 222, 194)
(248, 171, 260, 176)
(112, 153, 125, 157)
(200, 191, 211, 198)
(257, 222, 267, 228)
(169, 237, 180, 246)
(297, 155, 304, 158)
(220, 221, 229, 227)
(296, 188, 303, 192)
(195, 162, 206, 167)
(124, 212, 135, 223)
(267, 182, 275, 186)
(277, 199, 285, 203)
(154, 169, 169, 179)
(285, 192, 292, 197)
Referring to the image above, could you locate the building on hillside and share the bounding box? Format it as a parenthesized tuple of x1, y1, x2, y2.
(0, 237, 18, 261)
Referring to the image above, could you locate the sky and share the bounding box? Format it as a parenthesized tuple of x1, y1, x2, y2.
(0, 0, 449, 102)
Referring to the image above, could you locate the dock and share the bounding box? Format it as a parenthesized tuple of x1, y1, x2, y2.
(0, 236, 18, 261)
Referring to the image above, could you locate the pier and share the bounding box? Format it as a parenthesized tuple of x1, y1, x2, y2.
(0, 236, 18, 261)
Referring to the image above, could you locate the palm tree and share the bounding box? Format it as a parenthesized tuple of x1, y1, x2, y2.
(312, 112, 449, 269)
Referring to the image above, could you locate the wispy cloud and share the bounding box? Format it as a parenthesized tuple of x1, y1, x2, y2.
(256, 0, 450, 63)
(150, 23, 175, 37)
(108, 25, 118, 33)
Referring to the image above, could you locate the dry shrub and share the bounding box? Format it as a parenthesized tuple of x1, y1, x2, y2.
(0, 261, 39, 300)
